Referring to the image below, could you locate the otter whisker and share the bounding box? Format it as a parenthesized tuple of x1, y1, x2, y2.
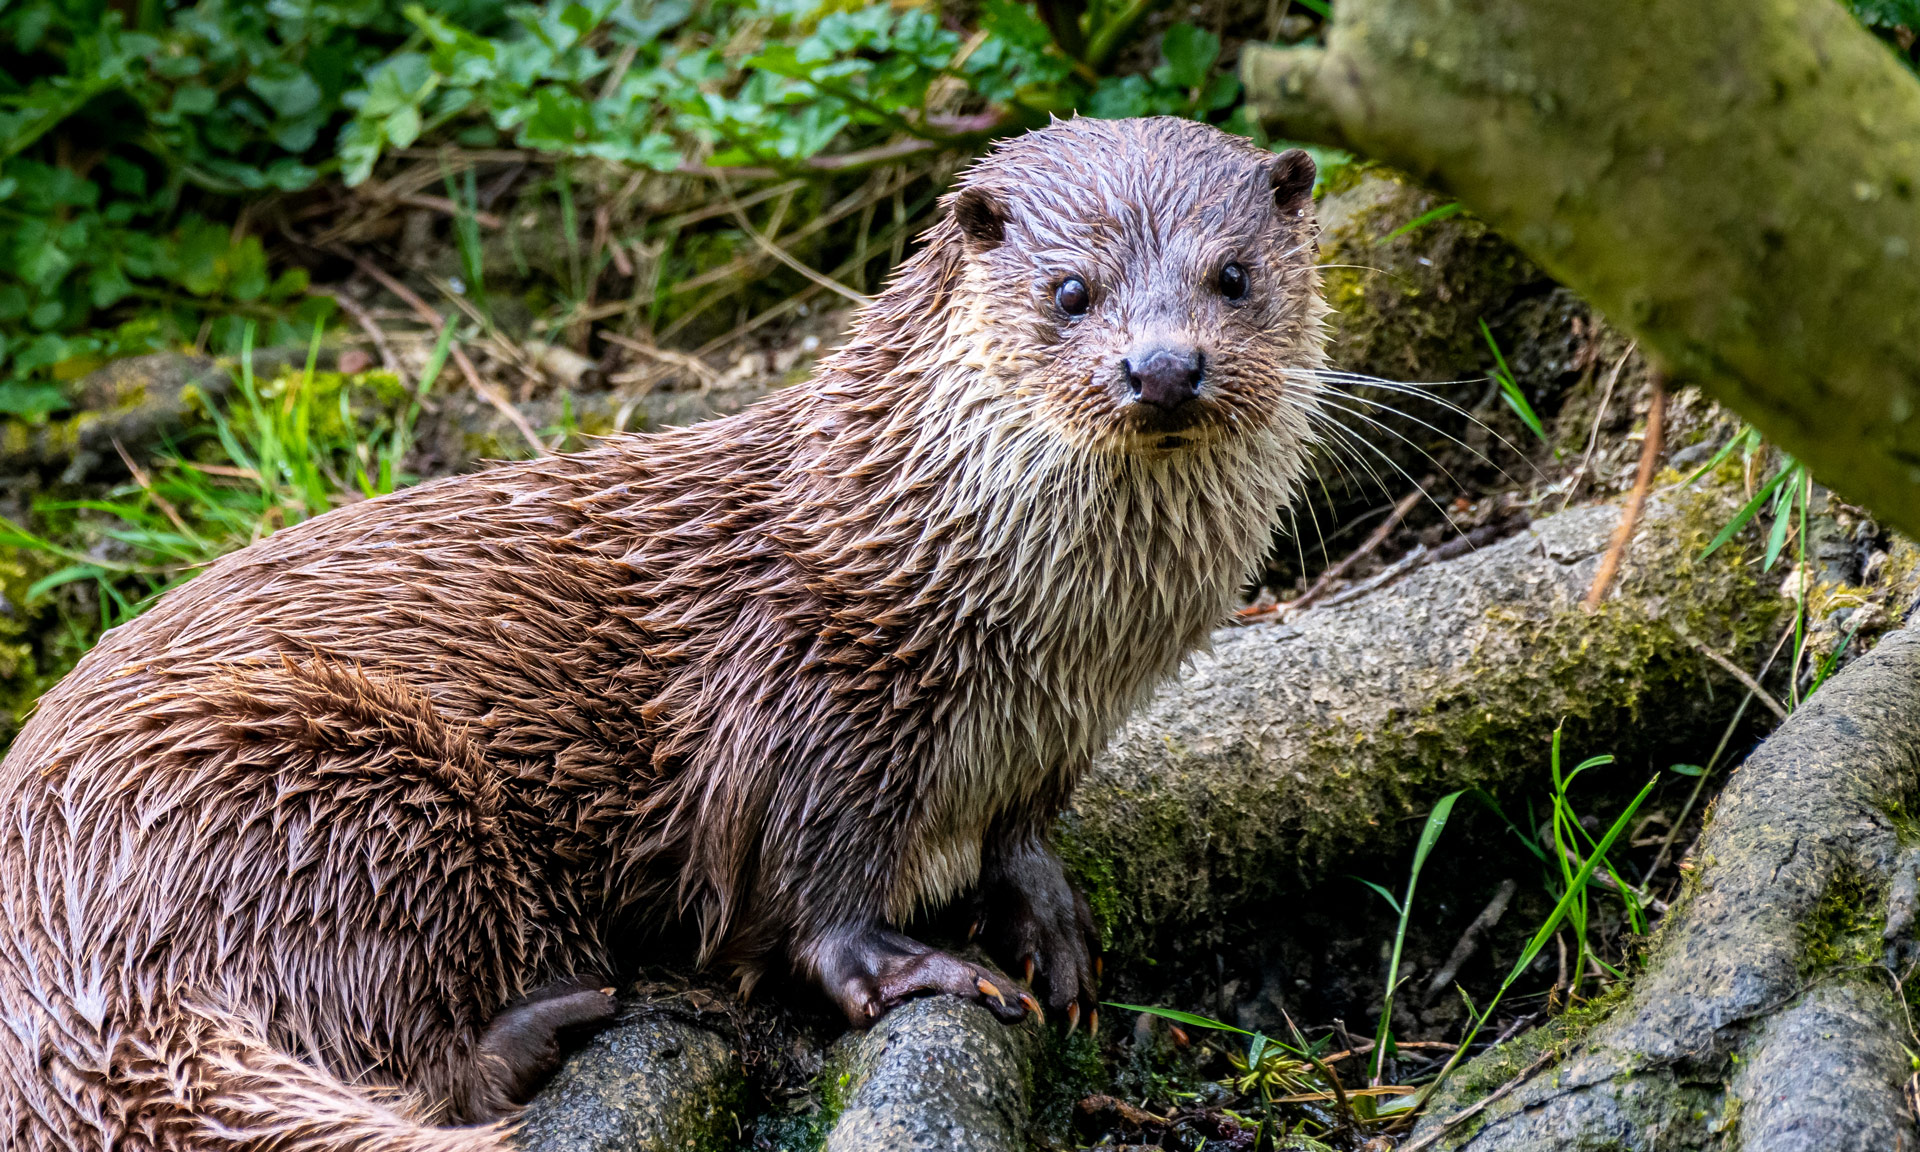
(1303, 408, 1468, 530)
(1295, 368, 1536, 487)
(1299, 411, 1396, 498)
(1308, 399, 1483, 497)
(1313, 391, 1525, 489)
(1292, 368, 1506, 437)
(1294, 368, 1541, 473)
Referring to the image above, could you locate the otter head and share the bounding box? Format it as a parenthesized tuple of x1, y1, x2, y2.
(937, 116, 1325, 456)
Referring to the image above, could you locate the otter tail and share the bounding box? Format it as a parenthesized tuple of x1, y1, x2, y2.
(95, 1014, 511, 1152)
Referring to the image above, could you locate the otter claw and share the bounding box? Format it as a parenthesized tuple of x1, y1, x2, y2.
(967, 919, 981, 942)
(1067, 1002, 1081, 1032)
(976, 976, 1005, 1006)
(1023, 956, 1036, 983)
(1089, 1008, 1099, 1036)
(1018, 991, 1043, 1021)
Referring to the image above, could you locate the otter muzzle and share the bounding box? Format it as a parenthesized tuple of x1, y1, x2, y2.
(1122, 348, 1205, 411)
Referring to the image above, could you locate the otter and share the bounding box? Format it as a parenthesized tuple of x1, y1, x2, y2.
(0, 116, 1327, 1150)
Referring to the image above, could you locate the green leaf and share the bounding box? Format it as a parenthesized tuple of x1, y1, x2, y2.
(1669, 763, 1706, 776)
(1352, 876, 1402, 915)
(1700, 463, 1798, 559)
(1103, 1003, 1258, 1037)
(1384, 201, 1464, 242)
(1846, 0, 1920, 29)
(27, 564, 107, 602)
(1160, 24, 1220, 90)
(1479, 319, 1546, 442)
(246, 66, 322, 119)
(170, 85, 218, 116)
(0, 380, 68, 417)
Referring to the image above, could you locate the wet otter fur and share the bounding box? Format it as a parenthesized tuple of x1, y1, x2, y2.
(0, 116, 1327, 1150)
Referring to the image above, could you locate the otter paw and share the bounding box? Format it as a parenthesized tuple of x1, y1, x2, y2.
(468, 980, 618, 1118)
(976, 842, 1101, 1029)
(814, 928, 1033, 1028)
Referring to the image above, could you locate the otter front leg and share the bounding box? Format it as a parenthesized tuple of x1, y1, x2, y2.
(803, 927, 1036, 1027)
(975, 832, 1101, 1029)
(464, 980, 617, 1120)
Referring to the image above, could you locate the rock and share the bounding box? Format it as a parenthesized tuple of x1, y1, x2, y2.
(514, 1004, 744, 1152)
(1, 353, 233, 483)
(824, 997, 1038, 1152)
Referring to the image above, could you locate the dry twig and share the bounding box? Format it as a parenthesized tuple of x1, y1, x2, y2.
(306, 286, 401, 376)
(345, 255, 549, 456)
(1582, 370, 1667, 610)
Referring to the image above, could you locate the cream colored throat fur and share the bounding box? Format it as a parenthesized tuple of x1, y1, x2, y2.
(870, 354, 1308, 921)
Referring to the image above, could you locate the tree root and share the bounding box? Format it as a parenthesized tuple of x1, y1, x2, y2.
(823, 997, 1037, 1152)
(1412, 625, 1920, 1151)
(513, 1004, 742, 1152)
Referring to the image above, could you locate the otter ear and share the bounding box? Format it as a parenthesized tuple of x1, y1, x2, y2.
(952, 187, 1006, 252)
(1268, 148, 1317, 214)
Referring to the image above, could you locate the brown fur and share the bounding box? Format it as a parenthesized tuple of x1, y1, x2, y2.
(0, 117, 1328, 1150)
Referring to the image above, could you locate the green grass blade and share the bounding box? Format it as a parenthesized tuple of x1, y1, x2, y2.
(1383, 201, 1463, 242)
(1479, 319, 1546, 443)
(1409, 775, 1659, 1114)
(1353, 876, 1403, 915)
(1104, 1003, 1258, 1037)
(1681, 432, 1745, 486)
(1374, 790, 1463, 1081)
(1700, 464, 1796, 560)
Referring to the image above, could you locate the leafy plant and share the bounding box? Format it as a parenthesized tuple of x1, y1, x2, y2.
(1382, 768, 1658, 1125)
(0, 0, 1257, 404)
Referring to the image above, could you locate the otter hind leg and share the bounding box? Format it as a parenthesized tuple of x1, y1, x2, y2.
(807, 927, 1035, 1027)
(466, 981, 618, 1119)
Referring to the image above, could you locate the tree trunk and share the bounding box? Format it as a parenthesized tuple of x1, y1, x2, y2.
(1240, 0, 1920, 539)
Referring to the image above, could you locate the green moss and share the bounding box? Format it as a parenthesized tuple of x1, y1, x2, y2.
(1798, 863, 1886, 978)
(1027, 1026, 1105, 1147)
(746, 1062, 854, 1152)
(1316, 167, 1543, 383)
(1421, 981, 1633, 1146)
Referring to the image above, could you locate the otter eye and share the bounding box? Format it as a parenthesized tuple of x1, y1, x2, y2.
(1218, 262, 1250, 302)
(1055, 277, 1090, 316)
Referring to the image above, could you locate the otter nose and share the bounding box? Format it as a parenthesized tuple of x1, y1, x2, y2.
(1123, 348, 1205, 410)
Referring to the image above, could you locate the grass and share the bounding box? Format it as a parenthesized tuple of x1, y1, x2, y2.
(1691, 422, 1852, 711)
(0, 319, 440, 635)
(1107, 727, 1662, 1145)
(1478, 319, 1548, 445)
(1355, 789, 1463, 1085)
